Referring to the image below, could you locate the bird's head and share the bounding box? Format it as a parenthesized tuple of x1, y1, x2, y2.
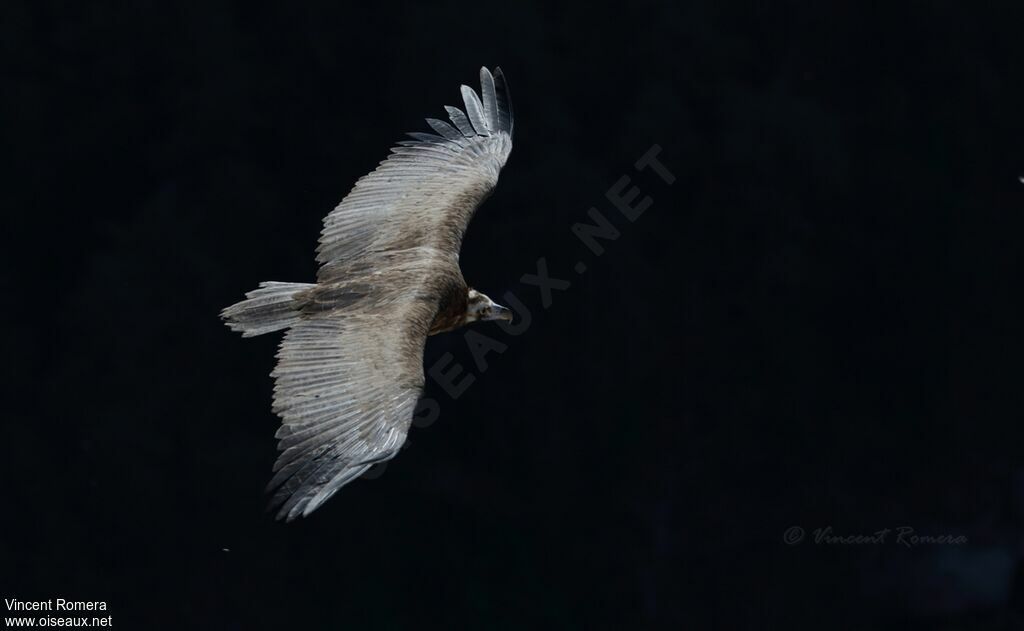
(465, 288, 513, 325)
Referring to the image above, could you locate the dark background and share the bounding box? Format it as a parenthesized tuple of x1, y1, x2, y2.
(3, 1, 1023, 628)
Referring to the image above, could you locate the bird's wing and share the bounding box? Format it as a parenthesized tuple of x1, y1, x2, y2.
(266, 258, 446, 521)
(316, 66, 513, 282)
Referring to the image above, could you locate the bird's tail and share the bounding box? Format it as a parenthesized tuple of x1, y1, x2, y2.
(221, 281, 314, 337)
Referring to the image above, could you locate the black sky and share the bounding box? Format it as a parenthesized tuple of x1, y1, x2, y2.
(4, 1, 1024, 628)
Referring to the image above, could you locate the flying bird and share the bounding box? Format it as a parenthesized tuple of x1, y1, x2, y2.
(222, 67, 514, 521)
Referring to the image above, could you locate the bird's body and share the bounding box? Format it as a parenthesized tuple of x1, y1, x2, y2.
(222, 67, 514, 521)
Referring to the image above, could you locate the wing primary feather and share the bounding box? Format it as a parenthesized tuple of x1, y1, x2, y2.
(444, 105, 475, 136)
(479, 67, 498, 132)
(405, 131, 444, 143)
(425, 117, 463, 141)
(493, 67, 513, 136)
(460, 85, 489, 135)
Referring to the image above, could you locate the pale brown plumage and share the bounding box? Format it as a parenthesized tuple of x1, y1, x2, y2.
(221, 67, 514, 521)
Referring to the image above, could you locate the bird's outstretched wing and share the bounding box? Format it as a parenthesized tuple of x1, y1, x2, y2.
(267, 270, 438, 521)
(316, 66, 513, 281)
(265, 67, 513, 520)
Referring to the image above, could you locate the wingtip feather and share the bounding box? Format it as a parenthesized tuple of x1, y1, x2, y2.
(460, 84, 488, 135)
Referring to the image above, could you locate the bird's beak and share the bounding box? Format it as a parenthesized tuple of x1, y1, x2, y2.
(487, 304, 513, 322)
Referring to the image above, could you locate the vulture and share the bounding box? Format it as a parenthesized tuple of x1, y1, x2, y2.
(222, 67, 514, 521)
